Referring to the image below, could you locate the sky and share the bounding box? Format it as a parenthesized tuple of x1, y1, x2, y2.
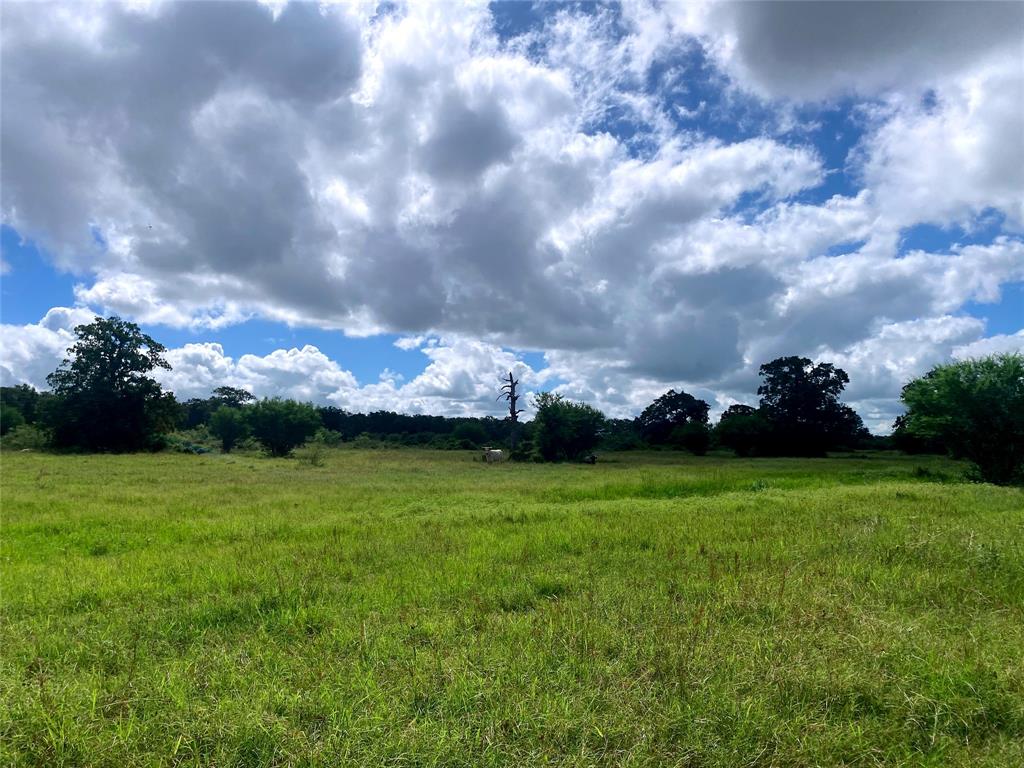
(1, 0, 1022, 432)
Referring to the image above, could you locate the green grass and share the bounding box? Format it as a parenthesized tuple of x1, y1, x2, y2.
(1, 449, 1022, 766)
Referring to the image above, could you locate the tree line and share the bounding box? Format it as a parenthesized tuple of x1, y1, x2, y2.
(2, 316, 1021, 484)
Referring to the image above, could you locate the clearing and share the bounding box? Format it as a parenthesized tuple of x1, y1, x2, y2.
(1, 450, 1022, 766)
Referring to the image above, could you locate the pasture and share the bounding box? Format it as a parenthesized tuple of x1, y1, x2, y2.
(1, 450, 1022, 766)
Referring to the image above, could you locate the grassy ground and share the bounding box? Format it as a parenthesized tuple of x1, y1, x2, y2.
(1, 449, 1022, 767)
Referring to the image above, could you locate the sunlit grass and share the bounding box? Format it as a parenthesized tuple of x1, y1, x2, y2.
(2, 450, 1022, 766)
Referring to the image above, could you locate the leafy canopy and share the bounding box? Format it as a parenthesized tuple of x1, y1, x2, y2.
(757, 356, 864, 455)
(900, 354, 1024, 484)
(212, 386, 255, 409)
(636, 389, 710, 444)
(532, 392, 605, 462)
(209, 406, 250, 453)
(715, 406, 770, 457)
(247, 398, 321, 457)
(47, 316, 170, 395)
(44, 316, 177, 451)
(0, 402, 25, 436)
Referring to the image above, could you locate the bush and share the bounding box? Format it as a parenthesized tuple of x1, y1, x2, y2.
(314, 428, 344, 447)
(295, 441, 326, 467)
(532, 392, 605, 462)
(1, 424, 49, 450)
(164, 428, 215, 454)
(247, 398, 321, 457)
(351, 432, 384, 450)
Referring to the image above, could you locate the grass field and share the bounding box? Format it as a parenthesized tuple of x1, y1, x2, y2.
(1, 449, 1022, 766)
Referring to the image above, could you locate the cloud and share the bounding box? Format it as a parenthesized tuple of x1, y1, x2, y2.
(953, 331, 1024, 360)
(0, 309, 549, 418)
(1, 2, 1022, 430)
(668, 0, 1024, 101)
(858, 61, 1024, 230)
(0, 307, 96, 389)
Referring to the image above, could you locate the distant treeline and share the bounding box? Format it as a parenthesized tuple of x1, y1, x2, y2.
(183, 397, 517, 448)
(1, 316, 1021, 484)
(0, 366, 880, 457)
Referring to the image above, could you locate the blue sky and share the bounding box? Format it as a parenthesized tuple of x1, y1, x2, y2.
(1, 1, 1021, 428)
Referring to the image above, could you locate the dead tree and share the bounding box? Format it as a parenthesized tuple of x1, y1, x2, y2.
(497, 371, 525, 453)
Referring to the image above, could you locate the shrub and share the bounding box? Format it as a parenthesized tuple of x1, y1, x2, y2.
(295, 441, 326, 467)
(314, 428, 344, 447)
(247, 398, 321, 457)
(351, 432, 384, 450)
(164, 427, 217, 454)
(532, 392, 605, 462)
(1, 424, 49, 451)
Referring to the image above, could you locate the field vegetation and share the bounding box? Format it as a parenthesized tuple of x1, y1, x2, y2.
(2, 449, 1022, 766)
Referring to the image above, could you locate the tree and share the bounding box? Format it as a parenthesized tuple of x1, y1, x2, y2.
(497, 371, 525, 452)
(599, 418, 643, 451)
(247, 398, 321, 457)
(636, 389, 710, 444)
(211, 386, 255, 409)
(715, 405, 769, 457)
(317, 406, 351, 436)
(44, 316, 177, 451)
(1, 384, 41, 424)
(532, 392, 605, 461)
(452, 421, 488, 448)
(899, 354, 1024, 485)
(721, 404, 757, 419)
(0, 402, 25, 436)
(181, 397, 217, 429)
(209, 406, 249, 453)
(670, 421, 711, 455)
(891, 413, 946, 455)
(757, 356, 863, 456)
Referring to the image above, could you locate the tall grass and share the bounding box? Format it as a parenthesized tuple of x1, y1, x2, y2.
(1, 450, 1022, 766)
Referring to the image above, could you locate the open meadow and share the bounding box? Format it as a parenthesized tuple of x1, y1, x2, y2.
(2, 450, 1023, 767)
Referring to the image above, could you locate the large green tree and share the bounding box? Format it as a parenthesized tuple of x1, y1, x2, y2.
(636, 389, 710, 445)
(532, 392, 605, 462)
(715, 405, 770, 457)
(45, 316, 178, 451)
(899, 354, 1024, 484)
(757, 356, 865, 456)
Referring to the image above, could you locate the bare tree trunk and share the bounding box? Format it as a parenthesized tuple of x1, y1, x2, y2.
(498, 371, 524, 454)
